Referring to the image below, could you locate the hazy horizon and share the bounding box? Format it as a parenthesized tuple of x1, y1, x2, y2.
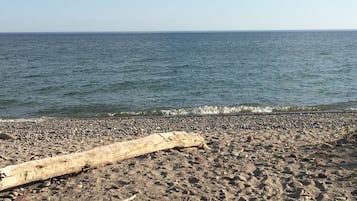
(1, 29, 357, 34)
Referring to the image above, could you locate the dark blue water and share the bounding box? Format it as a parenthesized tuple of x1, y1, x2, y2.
(0, 31, 356, 118)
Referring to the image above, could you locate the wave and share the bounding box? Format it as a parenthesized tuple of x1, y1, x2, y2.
(160, 105, 318, 116)
(0, 117, 51, 123)
(114, 104, 357, 117)
(1, 104, 356, 119)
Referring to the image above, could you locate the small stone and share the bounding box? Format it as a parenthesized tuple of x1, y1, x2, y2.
(237, 175, 247, 182)
(112, 167, 120, 172)
(41, 180, 51, 187)
(246, 136, 254, 142)
(231, 151, 240, 157)
(317, 173, 327, 179)
(283, 167, 293, 174)
(11, 191, 19, 197)
(3, 198, 12, 201)
(314, 180, 326, 191)
(0, 133, 15, 140)
(316, 193, 329, 200)
(110, 184, 119, 189)
(264, 185, 273, 196)
(238, 196, 248, 201)
(188, 177, 199, 184)
(253, 168, 263, 176)
(352, 189, 357, 197)
(9, 194, 17, 199)
(219, 189, 226, 199)
(289, 154, 297, 158)
(334, 197, 347, 201)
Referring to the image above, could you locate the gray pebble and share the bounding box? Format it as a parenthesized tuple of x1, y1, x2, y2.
(41, 180, 51, 187)
(11, 191, 19, 197)
(0, 133, 15, 140)
(237, 175, 247, 182)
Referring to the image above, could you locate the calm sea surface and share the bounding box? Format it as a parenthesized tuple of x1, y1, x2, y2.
(0, 31, 356, 118)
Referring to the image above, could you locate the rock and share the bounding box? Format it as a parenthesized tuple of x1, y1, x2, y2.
(316, 193, 329, 201)
(283, 167, 293, 174)
(195, 155, 207, 164)
(11, 191, 19, 197)
(334, 197, 347, 201)
(352, 189, 357, 197)
(221, 125, 228, 129)
(41, 180, 51, 188)
(253, 168, 264, 176)
(0, 133, 15, 140)
(219, 189, 226, 200)
(314, 180, 326, 191)
(317, 173, 327, 179)
(238, 196, 248, 201)
(188, 177, 199, 184)
(246, 136, 254, 142)
(237, 175, 247, 182)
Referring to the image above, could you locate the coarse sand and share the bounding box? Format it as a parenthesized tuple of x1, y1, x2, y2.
(0, 113, 356, 200)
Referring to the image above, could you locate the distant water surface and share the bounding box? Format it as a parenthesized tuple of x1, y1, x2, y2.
(0, 31, 356, 118)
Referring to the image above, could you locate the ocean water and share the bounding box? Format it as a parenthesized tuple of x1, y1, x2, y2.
(0, 31, 356, 118)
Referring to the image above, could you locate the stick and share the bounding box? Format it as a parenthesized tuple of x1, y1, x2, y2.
(0, 131, 208, 191)
(121, 194, 137, 201)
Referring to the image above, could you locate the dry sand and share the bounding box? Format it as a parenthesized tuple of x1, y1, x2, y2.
(0, 112, 356, 200)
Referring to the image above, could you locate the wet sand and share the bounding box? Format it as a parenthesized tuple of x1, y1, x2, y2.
(0, 113, 356, 200)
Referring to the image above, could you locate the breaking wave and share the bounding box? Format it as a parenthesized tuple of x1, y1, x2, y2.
(160, 105, 318, 116)
(114, 105, 355, 117)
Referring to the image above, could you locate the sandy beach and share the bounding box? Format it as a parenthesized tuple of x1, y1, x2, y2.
(0, 112, 356, 200)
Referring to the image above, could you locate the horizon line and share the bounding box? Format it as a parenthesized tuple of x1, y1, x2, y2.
(1, 28, 357, 34)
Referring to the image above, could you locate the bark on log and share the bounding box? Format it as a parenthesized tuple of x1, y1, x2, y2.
(0, 131, 208, 191)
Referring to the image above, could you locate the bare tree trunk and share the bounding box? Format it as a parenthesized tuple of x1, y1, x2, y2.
(0, 131, 208, 191)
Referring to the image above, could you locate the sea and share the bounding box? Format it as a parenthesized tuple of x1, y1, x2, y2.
(0, 31, 356, 118)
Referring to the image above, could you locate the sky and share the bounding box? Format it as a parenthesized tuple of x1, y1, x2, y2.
(1, 0, 357, 32)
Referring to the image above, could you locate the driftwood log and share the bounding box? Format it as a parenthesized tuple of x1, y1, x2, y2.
(0, 131, 208, 191)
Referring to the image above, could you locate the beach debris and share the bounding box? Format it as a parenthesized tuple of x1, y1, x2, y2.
(0, 131, 209, 191)
(0, 133, 15, 140)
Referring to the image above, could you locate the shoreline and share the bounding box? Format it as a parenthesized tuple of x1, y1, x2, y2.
(1, 110, 356, 121)
(1, 113, 356, 200)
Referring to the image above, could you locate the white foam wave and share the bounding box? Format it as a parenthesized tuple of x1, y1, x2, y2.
(347, 107, 357, 111)
(161, 105, 276, 116)
(0, 117, 51, 123)
(111, 104, 355, 117)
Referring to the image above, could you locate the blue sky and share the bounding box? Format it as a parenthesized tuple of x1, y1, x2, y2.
(1, 0, 357, 32)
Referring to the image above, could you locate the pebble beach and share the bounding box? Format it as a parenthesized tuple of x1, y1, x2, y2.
(0, 112, 356, 200)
